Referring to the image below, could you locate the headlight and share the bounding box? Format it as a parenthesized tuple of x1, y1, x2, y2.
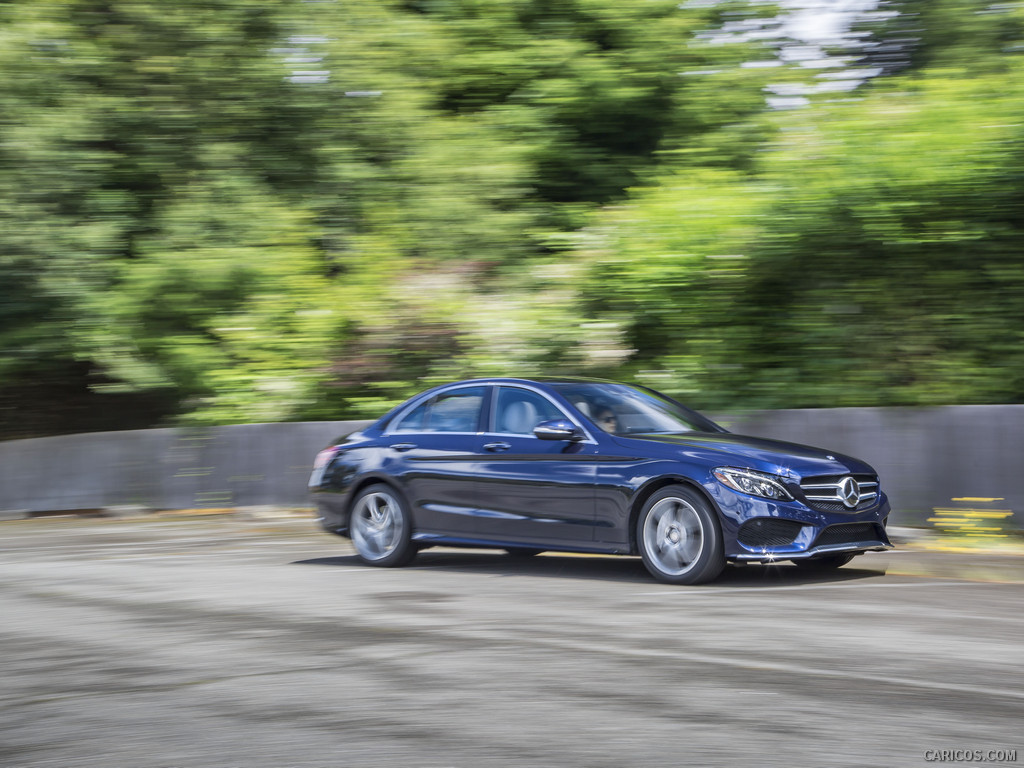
(713, 467, 793, 501)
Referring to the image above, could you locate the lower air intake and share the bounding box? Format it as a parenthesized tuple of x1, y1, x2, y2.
(813, 522, 883, 548)
(738, 518, 804, 548)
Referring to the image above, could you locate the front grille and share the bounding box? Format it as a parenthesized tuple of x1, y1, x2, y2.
(811, 500, 877, 513)
(800, 474, 879, 512)
(738, 518, 805, 548)
(813, 522, 883, 548)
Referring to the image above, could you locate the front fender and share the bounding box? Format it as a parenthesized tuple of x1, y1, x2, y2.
(594, 457, 721, 549)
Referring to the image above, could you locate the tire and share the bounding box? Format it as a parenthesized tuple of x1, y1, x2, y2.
(505, 547, 543, 558)
(793, 553, 856, 571)
(349, 484, 416, 567)
(637, 485, 724, 585)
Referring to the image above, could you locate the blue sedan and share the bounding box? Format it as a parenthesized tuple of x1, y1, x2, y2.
(309, 378, 892, 584)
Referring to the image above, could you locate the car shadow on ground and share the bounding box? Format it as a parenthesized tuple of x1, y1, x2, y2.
(293, 549, 888, 587)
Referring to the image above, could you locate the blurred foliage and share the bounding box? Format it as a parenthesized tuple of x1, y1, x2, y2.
(580, 0, 1024, 409)
(0, 0, 1022, 437)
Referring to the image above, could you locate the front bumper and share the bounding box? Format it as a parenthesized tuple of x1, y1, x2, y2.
(712, 484, 893, 563)
(731, 538, 893, 563)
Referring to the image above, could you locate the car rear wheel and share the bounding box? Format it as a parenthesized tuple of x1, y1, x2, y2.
(637, 486, 724, 585)
(350, 484, 416, 567)
(793, 553, 856, 570)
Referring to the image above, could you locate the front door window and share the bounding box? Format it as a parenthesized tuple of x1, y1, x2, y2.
(492, 386, 567, 436)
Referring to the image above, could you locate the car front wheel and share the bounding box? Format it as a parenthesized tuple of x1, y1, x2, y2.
(637, 486, 724, 585)
(350, 484, 416, 567)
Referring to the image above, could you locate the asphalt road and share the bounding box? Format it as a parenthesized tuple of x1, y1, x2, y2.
(2, 515, 1022, 768)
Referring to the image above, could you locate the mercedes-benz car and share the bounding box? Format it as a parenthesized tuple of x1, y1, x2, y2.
(309, 378, 891, 584)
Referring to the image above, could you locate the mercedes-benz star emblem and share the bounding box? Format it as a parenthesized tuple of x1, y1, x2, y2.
(839, 476, 861, 508)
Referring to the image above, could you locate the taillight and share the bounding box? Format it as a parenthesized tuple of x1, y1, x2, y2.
(313, 446, 340, 470)
(310, 445, 342, 488)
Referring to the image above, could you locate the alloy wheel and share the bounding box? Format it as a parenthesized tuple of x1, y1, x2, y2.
(351, 490, 406, 562)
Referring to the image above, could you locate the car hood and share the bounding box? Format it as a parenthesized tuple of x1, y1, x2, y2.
(610, 432, 875, 478)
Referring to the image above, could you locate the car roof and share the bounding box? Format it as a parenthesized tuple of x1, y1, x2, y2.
(443, 376, 619, 387)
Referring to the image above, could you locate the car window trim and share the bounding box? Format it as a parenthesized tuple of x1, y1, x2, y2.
(384, 383, 490, 436)
(551, 381, 725, 436)
(487, 384, 597, 444)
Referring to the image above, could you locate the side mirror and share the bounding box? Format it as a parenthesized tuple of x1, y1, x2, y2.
(534, 419, 584, 442)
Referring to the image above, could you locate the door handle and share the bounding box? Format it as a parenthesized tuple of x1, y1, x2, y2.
(392, 443, 417, 452)
(484, 442, 511, 453)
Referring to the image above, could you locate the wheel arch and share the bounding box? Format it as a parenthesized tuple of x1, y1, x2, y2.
(345, 474, 416, 529)
(627, 475, 720, 555)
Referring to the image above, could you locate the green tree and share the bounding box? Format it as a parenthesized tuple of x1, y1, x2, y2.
(0, 0, 799, 436)
(573, 3, 1024, 409)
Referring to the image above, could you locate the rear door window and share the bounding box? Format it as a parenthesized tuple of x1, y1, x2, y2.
(393, 387, 487, 433)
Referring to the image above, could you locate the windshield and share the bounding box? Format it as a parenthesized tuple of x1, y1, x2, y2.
(550, 382, 724, 436)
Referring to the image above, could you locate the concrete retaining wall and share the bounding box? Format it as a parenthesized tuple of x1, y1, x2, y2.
(0, 422, 367, 515)
(1, 406, 1021, 530)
